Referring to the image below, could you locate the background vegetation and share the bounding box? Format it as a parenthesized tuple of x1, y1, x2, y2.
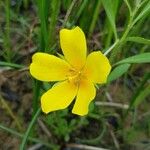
(0, 0, 150, 149)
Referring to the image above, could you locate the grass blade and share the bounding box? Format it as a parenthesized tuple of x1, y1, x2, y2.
(88, 0, 101, 37)
(36, 0, 49, 52)
(49, 0, 61, 50)
(71, 0, 88, 26)
(115, 53, 150, 65)
(0, 61, 24, 69)
(20, 108, 41, 150)
(133, 1, 150, 25)
(126, 36, 150, 45)
(128, 73, 150, 110)
(133, 85, 150, 107)
(101, 0, 119, 40)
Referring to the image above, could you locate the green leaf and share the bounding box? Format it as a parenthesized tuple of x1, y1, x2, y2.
(101, 0, 119, 39)
(49, 0, 61, 49)
(133, 85, 150, 107)
(128, 73, 150, 109)
(126, 36, 150, 45)
(115, 53, 150, 65)
(20, 108, 41, 150)
(133, 1, 150, 24)
(0, 61, 24, 69)
(107, 63, 131, 83)
(88, 0, 101, 36)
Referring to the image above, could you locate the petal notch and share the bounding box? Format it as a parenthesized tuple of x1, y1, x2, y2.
(60, 26, 87, 69)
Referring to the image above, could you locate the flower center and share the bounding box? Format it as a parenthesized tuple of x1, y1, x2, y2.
(67, 68, 85, 86)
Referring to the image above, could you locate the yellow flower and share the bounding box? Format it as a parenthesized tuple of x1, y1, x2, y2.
(30, 26, 111, 116)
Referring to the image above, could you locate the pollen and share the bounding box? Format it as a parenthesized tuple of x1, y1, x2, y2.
(67, 68, 86, 86)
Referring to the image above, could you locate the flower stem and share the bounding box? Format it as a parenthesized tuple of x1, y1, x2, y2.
(104, 39, 119, 56)
(32, 79, 41, 116)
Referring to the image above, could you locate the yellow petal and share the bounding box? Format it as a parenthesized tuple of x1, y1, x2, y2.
(30, 52, 71, 81)
(41, 81, 78, 114)
(72, 79, 96, 116)
(84, 51, 111, 84)
(60, 26, 87, 69)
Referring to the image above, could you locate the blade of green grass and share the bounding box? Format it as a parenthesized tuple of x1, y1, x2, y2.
(79, 1, 97, 33)
(124, 0, 132, 15)
(0, 61, 24, 69)
(109, 0, 149, 63)
(20, 108, 41, 150)
(133, 85, 150, 107)
(101, 0, 119, 40)
(3, 0, 12, 62)
(125, 73, 150, 115)
(49, 0, 61, 50)
(132, 1, 150, 26)
(88, 0, 101, 37)
(103, 20, 114, 49)
(115, 53, 150, 65)
(36, 0, 49, 52)
(71, 0, 88, 26)
(126, 37, 150, 45)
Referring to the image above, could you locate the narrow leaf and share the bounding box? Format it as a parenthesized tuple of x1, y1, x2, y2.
(88, 0, 101, 36)
(0, 61, 24, 69)
(49, 0, 61, 49)
(133, 1, 150, 24)
(101, 0, 119, 39)
(126, 36, 150, 45)
(115, 53, 150, 65)
(133, 85, 150, 107)
(107, 63, 131, 83)
(129, 73, 150, 109)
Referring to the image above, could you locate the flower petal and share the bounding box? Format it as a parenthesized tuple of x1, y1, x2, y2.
(84, 51, 111, 84)
(30, 52, 71, 81)
(72, 80, 96, 116)
(60, 26, 87, 69)
(41, 81, 78, 114)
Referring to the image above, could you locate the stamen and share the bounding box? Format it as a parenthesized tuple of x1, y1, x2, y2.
(66, 68, 85, 86)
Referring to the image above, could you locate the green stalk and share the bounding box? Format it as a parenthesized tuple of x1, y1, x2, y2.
(20, 108, 41, 150)
(104, 39, 119, 56)
(32, 79, 41, 116)
(109, 13, 134, 63)
(109, 0, 149, 63)
(4, 0, 11, 62)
